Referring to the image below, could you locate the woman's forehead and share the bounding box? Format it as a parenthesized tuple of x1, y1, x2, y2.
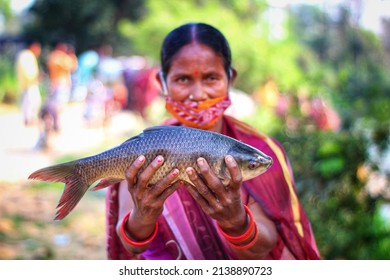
(169, 43, 225, 73)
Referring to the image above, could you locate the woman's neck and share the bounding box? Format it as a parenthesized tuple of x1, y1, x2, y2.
(207, 117, 223, 133)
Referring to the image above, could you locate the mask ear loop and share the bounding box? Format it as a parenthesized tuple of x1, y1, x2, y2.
(227, 68, 233, 92)
(159, 71, 169, 96)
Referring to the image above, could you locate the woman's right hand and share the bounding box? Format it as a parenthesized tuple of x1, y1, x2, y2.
(121, 155, 180, 241)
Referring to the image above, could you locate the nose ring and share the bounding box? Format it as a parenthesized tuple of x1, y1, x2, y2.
(189, 95, 194, 100)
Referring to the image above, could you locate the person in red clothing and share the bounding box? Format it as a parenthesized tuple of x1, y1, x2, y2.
(106, 22, 320, 260)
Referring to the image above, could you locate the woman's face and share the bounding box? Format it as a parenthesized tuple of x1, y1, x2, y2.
(164, 43, 230, 101)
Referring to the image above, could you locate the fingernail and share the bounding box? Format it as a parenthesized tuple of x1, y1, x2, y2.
(156, 156, 164, 164)
(197, 158, 205, 166)
(186, 167, 193, 176)
(172, 169, 179, 177)
(137, 155, 145, 163)
(226, 155, 233, 163)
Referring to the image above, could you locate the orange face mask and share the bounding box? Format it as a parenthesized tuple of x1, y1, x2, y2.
(165, 95, 231, 129)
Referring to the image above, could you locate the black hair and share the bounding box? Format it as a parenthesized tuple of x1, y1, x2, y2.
(160, 22, 232, 80)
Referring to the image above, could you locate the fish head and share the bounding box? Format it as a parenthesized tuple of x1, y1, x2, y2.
(228, 142, 273, 181)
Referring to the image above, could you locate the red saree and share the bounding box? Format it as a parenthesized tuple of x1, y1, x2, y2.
(105, 115, 320, 260)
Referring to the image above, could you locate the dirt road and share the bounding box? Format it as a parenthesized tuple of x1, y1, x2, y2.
(0, 102, 147, 183)
(0, 102, 147, 259)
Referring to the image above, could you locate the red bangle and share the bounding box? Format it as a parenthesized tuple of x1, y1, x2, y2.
(217, 205, 255, 243)
(230, 224, 259, 250)
(120, 211, 158, 247)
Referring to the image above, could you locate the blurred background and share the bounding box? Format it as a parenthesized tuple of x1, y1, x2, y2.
(0, 0, 389, 260)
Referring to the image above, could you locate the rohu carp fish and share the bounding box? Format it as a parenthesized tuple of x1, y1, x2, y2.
(28, 126, 273, 220)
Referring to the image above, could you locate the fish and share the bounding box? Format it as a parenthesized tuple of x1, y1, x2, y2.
(28, 125, 273, 220)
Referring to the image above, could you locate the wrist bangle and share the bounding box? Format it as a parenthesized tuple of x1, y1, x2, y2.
(217, 205, 254, 242)
(120, 211, 158, 247)
(229, 223, 259, 250)
(217, 205, 258, 249)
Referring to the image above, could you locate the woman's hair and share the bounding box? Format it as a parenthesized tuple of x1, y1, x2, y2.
(160, 22, 232, 80)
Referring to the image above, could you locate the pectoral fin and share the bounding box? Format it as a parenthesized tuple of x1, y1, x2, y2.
(90, 178, 123, 191)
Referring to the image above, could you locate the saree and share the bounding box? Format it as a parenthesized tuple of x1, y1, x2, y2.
(105, 115, 320, 260)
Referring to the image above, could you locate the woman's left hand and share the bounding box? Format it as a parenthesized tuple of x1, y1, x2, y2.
(184, 155, 248, 235)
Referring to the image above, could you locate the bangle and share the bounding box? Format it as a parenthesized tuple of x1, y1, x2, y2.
(229, 224, 259, 250)
(217, 205, 254, 243)
(119, 211, 158, 247)
(217, 205, 258, 248)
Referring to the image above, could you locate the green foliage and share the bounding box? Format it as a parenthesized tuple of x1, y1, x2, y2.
(118, 0, 305, 93)
(277, 5, 390, 259)
(242, 106, 282, 136)
(0, 0, 12, 20)
(23, 0, 146, 53)
(0, 56, 19, 103)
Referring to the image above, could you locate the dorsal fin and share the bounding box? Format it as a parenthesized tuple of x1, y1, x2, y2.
(120, 125, 183, 145)
(143, 125, 183, 133)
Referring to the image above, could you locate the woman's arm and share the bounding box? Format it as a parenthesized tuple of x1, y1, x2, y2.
(115, 155, 180, 254)
(184, 155, 278, 259)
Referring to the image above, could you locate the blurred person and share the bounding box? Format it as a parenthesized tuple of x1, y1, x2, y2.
(72, 49, 99, 101)
(84, 73, 108, 127)
(123, 56, 160, 118)
(45, 42, 78, 131)
(131, 66, 160, 118)
(16, 41, 42, 126)
(105, 23, 320, 260)
(96, 44, 123, 124)
(47, 42, 78, 105)
(34, 43, 78, 150)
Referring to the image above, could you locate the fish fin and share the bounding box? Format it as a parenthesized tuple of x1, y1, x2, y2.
(28, 162, 76, 183)
(142, 125, 176, 133)
(55, 178, 89, 220)
(28, 162, 89, 220)
(121, 125, 181, 145)
(90, 178, 122, 191)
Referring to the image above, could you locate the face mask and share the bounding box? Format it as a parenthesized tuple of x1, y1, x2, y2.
(165, 95, 231, 129)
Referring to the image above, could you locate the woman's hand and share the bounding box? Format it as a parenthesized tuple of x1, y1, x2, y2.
(118, 155, 180, 248)
(184, 155, 248, 236)
(184, 155, 278, 259)
(126, 155, 180, 225)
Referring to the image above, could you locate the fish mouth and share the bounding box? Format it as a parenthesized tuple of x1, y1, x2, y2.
(259, 154, 273, 169)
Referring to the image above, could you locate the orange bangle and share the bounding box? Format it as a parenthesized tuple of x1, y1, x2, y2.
(229, 224, 259, 250)
(217, 205, 255, 243)
(120, 211, 158, 247)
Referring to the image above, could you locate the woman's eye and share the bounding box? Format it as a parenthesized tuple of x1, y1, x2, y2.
(177, 76, 190, 83)
(206, 75, 217, 81)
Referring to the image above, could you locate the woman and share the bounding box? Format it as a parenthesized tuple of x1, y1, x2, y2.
(106, 23, 320, 260)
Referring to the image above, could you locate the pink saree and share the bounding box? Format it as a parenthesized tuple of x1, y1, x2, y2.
(105, 115, 320, 260)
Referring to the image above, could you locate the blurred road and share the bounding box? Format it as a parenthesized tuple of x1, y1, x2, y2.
(0, 102, 149, 260)
(0, 102, 147, 183)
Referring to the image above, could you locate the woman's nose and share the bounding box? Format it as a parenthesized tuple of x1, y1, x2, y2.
(189, 83, 207, 101)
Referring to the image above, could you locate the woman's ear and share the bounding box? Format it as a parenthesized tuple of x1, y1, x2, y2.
(156, 71, 168, 95)
(229, 68, 237, 83)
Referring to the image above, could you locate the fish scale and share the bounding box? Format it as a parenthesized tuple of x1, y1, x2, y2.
(28, 125, 273, 220)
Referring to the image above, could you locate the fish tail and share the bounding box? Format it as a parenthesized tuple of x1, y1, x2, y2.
(28, 162, 89, 220)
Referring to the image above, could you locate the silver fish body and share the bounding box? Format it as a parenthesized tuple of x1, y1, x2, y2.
(28, 126, 272, 219)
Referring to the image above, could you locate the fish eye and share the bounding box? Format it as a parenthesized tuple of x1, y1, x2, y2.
(248, 160, 260, 170)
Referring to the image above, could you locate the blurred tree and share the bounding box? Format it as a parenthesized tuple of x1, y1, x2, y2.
(290, 4, 390, 128)
(0, 0, 12, 21)
(283, 4, 390, 259)
(22, 0, 146, 53)
(117, 0, 309, 93)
